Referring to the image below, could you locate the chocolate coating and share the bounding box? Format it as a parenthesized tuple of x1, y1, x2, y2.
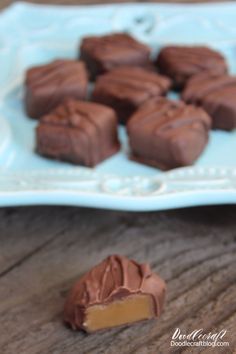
(80, 33, 151, 80)
(182, 72, 236, 130)
(92, 66, 172, 124)
(36, 99, 120, 167)
(25, 59, 88, 119)
(127, 97, 211, 170)
(156, 46, 228, 90)
(64, 254, 166, 331)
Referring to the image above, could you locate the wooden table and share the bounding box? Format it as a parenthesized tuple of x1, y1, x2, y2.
(0, 1, 236, 354)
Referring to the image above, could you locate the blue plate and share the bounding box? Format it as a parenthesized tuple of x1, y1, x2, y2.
(1, 1, 236, 211)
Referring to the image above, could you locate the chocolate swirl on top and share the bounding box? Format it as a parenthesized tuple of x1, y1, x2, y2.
(64, 255, 166, 330)
(128, 97, 211, 134)
(94, 66, 171, 100)
(156, 46, 228, 89)
(25, 59, 88, 119)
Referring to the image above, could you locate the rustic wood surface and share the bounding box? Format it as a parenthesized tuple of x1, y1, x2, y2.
(0, 206, 236, 354)
(0, 1, 236, 354)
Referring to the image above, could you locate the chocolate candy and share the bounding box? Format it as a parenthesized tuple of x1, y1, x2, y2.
(156, 46, 228, 90)
(182, 72, 236, 131)
(127, 97, 211, 170)
(80, 33, 151, 80)
(92, 66, 172, 124)
(64, 255, 166, 333)
(25, 59, 88, 119)
(36, 99, 120, 167)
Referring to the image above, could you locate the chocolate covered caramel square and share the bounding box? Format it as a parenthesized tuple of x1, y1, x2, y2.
(182, 72, 236, 131)
(127, 97, 211, 170)
(156, 46, 227, 90)
(64, 255, 166, 333)
(36, 99, 120, 167)
(80, 33, 151, 80)
(25, 59, 88, 119)
(92, 66, 172, 124)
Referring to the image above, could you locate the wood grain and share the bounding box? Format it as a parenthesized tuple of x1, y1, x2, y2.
(0, 1, 236, 353)
(0, 206, 236, 353)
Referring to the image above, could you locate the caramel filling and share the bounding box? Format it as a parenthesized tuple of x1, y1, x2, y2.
(83, 294, 154, 332)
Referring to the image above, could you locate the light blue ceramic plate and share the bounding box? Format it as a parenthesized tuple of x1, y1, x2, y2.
(1, 1, 236, 211)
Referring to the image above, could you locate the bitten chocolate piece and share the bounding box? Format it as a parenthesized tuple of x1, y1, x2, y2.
(127, 97, 211, 170)
(182, 72, 236, 131)
(80, 33, 151, 80)
(64, 255, 166, 333)
(92, 66, 172, 124)
(156, 46, 227, 90)
(25, 59, 88, 119)
(36, 99, 120, 167)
